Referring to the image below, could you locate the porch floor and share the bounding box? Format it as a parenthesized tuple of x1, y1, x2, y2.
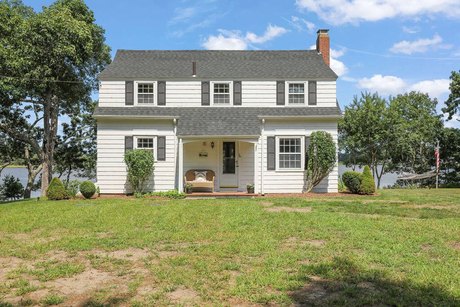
(185, 192, 259, 198)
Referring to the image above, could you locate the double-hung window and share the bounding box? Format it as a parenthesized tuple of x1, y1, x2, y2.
(278, 137, 302, 169)
(212, 82, 232, 104)
(136, 82, 155, 105)
(287, 82, 306, 104)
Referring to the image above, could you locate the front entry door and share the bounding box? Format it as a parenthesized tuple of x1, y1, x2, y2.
(220, 141, 238, 188)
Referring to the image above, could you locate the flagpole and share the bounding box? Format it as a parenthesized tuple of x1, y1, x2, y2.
(435, 140, 439, 189)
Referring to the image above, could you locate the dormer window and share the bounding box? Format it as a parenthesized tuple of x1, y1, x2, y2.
(287, 82, 306, 104)
(211, 81, 232, 105)
(135, 81, 156, 105)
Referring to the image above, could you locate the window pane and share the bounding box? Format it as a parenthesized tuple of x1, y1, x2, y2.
(278, 138, 301, 169)
(288, 83, 305, 104)
(137, 138, 154, 149)
(213, 83, 230, 104)
(137, 83, 154, 104)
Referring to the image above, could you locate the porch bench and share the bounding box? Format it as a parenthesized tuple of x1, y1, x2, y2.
(184, 169, 215, 193)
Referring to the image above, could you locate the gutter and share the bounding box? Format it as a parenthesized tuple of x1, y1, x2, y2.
(257, 115, 342, 119)
(93, 115, 180, 120)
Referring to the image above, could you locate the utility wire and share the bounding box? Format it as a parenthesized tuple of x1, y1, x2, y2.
(0, 75, 85, 84)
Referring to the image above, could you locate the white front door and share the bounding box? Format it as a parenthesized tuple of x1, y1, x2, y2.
(220, 141, 238, 189)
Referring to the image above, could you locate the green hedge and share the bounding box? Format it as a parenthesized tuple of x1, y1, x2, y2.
(79, 181, 96, 199)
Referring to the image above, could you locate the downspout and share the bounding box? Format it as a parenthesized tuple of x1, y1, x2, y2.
(260, 118, 265, 195)
(173, 118, 178, 190)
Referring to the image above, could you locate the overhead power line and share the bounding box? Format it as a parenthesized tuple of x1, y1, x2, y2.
(0, 75, 85, 84)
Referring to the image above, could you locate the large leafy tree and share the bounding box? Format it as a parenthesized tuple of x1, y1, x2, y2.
(0, 0, 110, 196)
(443, 70, 460, 121)
(439, 127, 460, 184)
(339, 92, 391, 188)
(55, 101, 97, 185)
(387, 92, 443, 175)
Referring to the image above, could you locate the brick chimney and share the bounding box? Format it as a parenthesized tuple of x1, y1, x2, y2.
(316, 29, 330, 66)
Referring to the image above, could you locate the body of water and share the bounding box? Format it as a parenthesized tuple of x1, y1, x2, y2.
(0, 168, 89, 198)
(338, 165, 399, 188)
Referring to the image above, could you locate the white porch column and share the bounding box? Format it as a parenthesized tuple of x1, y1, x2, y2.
(178, 138, 184, 193)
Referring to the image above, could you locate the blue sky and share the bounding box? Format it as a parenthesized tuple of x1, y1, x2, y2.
(25, 0, 460, 126)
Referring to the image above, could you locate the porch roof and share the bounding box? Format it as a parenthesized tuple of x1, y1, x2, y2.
(94, 106, 342, 136)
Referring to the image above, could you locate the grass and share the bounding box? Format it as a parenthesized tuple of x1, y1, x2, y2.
(0, 189, 459, 306)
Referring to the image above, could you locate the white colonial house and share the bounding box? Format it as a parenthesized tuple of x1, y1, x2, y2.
(94, 29, 341, 194)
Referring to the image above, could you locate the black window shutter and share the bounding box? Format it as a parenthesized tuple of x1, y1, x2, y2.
(267, 136, 276, 170)
(308, 81, 317, 105)
(201, 81, 210, 106)
(157, 136, 166, 161)
(125, 136, 133, 153)
(125, 81, 134, 106)
(233, 81, 242, 105)
(276, 81, 285, 105)
(305, 136, 311, 169)
(157, 81, 166, 106)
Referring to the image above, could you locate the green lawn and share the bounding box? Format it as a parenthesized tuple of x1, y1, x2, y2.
(0, 189, 459, 306)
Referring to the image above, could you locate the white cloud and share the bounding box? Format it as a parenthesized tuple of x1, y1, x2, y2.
(287, 16, 316, 33)
(408, 79, 450, 98)
(402, 26, 419, 34)
(245, 25, 288, 44)
(357, 74, 450, 99)
(202, 24, 288, 50)
(296, 0, 460, 25)
(358, 75, 407, 95)
(390, 34, 451, 54)
(202, 31, 248, 50)
(170, 7, 197, 24)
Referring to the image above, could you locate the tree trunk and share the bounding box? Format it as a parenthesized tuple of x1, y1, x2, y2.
(24, 147, 42, 199)
(40, 96, 59, 196)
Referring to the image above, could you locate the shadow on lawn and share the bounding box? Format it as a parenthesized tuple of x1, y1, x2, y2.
(290, 257, 459, 306)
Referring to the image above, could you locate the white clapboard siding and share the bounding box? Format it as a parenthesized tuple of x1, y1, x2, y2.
(241, 81, 277, 106)
(98, 81, 125, 107)
(97, 119, 177, 194)
(97, 80, 337, 108)
(316, 81, 337, 107)
(258, 119, 339, 193)
(166, 81, 202, 107)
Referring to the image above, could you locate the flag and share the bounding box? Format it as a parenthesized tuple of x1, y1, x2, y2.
(435, 147, 440, 172)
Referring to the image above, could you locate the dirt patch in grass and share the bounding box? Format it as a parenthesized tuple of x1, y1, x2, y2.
(167, 286, 199, 304)
(283, 237, 326, 250)
(259, 201, 274, 207)
(90, 248, 150, 261)
(265, 206, 312, 213)
(450, 242, 460, 250)
(48, 269, 116, 296)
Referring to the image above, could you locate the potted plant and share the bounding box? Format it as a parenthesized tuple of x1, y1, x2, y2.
(246, 183, 255, 194)
(185, 183, 193, 194)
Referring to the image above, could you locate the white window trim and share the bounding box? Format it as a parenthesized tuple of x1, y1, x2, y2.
(285, 81, 308, 106)
(134, 81, 157, 106)
(134, 136, 157, 161)
(210, 81, 233, 106)
(275, 136, 304, 171)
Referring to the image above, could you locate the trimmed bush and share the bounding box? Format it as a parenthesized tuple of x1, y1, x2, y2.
(360, 165, 376, 195)
(79, 181, 96, 199)
(124, 149, 155, 194)
(47, 178, 69, 200)
(342, 171, 362, 194)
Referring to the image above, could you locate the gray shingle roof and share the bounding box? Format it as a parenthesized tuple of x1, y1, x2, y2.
(94, 107, 342, 136)
(98, 50, 337, 80)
